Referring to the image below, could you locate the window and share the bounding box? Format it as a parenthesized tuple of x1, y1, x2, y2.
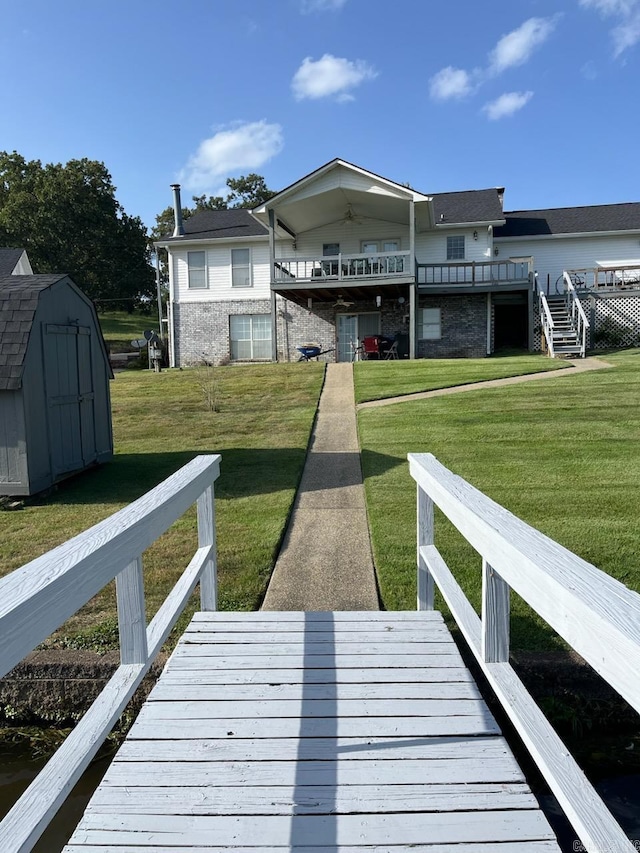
(229, 314, 271, 360)
(446, 235, 465, 261)
(421, 308, 441, 340)
(360, 240, 404, 273)
(322, 243, 340, 276)
(231, 248, 251, 287)
(187, 251, 207, 289)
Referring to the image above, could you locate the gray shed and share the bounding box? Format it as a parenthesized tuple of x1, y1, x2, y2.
(0, 273, 113, 496)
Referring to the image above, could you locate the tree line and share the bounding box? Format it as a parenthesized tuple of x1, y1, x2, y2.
(0, 151, 274, 310)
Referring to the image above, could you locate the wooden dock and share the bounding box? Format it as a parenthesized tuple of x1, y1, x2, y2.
(64, 610, 559, 851)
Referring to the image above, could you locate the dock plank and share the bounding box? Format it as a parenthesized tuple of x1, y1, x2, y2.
(64, 611, 560, 851)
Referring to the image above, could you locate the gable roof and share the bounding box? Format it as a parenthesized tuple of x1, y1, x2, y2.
(0, 275, 67, 390)
(496, 203, 640, 237)
(0, 248, 26, 276)
(431, 189, 505, 226)
(157, 208, 268, 244)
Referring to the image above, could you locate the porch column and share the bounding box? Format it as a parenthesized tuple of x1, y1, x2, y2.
(268, 209, 278, 362)
(409, 283, 417, 360)
(527, 286, 534, 352)
(409, 198, 415, 279)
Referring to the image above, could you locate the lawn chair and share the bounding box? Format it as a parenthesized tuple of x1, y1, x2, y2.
(384, 340, 399, 359)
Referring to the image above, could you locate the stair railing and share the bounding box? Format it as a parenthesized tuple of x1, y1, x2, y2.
(538, 291, 555, 357)
(563, 272, 590, 357)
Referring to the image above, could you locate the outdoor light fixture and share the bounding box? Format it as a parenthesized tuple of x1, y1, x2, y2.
(473, 230, 478, 240)
(307, 297, 313, 311)
(376, 295, 382, 308)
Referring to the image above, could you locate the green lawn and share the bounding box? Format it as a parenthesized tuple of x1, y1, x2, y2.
(0, 363, 324, 644)
(358, 350, 640, 650)
(354, 353, 568, 403)
(97, 310, 157, 352)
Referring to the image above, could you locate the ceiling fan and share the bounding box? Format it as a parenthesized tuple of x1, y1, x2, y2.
(341, 203, 362, 225)
(333, 295, 354, 309)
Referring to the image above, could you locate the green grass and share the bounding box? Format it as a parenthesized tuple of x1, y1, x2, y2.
(354, 353, 568, 403)
(358, 349, 640, 650)
(97, 310, 156, 352)
(0, 363, 324, 643)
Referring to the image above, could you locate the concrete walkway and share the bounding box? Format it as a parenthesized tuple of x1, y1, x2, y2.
(262, 363, 379, 611)
(357, 357, 613, 410)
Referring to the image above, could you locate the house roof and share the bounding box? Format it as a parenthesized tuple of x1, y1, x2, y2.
(0, 248, 26, 276)
(158, 208, 268, 244)
(495, 203, 640, 237)
(430, 189, 505, 226)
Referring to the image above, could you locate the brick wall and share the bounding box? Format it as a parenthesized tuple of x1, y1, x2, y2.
(417, 294, 488, 358)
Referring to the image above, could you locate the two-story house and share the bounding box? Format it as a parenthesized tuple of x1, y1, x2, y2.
(155, 158, 640, 365)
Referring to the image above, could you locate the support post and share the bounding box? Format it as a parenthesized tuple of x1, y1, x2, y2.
(198, 485, 218, 611)
(268, 208, 278, 362)
(116, 557, 148, 665)
(417, 486, 434, 610)
(527, 285, 534, 352)
(409, 282, 416, 360)
(482, 559, 510, 662)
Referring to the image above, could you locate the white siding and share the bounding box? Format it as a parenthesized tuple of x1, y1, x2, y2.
(495, 234, 640, 294)
(172, 240, 272, 303)
(416, 227, 492, 265)
(286, 165, 411, 204)
(292, 220, 410, 257)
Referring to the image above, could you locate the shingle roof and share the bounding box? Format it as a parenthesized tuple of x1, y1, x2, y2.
(431, 189, 505, 225)
(0, 274, 66, 390)
(496, 203, 640, 237)
(0, 248, 25, 276)
(159, 208, 268, 242)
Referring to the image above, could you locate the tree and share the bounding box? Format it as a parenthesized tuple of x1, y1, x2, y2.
(0, 151, 155, 309)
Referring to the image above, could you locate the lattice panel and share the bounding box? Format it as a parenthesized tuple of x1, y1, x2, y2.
(591, 295, 640, 349)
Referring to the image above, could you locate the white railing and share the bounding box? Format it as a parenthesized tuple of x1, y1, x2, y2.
(417, 259, 532, 286)
(566, 265, 640, 291)
(410, 453, 640, 853)
(273, 251, 411, 282)
(564, 272, 590, 357)
(0, 454, 220, 853)
(538, 291, 555, 357)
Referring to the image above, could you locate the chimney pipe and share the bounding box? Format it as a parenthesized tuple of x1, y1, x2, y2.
(170, 183, 184, 237)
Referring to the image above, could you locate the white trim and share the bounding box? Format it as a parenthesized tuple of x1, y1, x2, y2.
(496, 229, 640, 243)
(435, 219, 505, 229)
(155, 235, 269, 249)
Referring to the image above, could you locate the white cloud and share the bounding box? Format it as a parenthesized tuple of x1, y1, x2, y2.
(489, 17, 559, 73)
(180, 120, 284, 191)
(483, 91, 534, 120)
(429, 66, 474, 100)
(300, 0, 348, 12)
(291, 54, 377, 101)
(580, 0, 640, 55)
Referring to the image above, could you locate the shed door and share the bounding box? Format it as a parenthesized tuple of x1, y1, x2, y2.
(43, 324, 96, 476)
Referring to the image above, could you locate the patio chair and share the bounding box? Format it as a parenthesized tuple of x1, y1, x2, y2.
(384, 341, 399, 359)
(362, 336, 381, 359)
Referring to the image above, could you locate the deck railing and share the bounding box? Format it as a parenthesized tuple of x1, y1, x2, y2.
(273, 251, 412, 283)
(0, 454, 221, 853)
(564, 272, 590, 357)
(417, 258, 532, 287)
(567, 264, 640, 291)
(410, 453, 640, 853)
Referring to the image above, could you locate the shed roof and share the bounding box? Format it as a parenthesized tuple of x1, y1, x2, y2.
(158, 208, 268, 243)
(0, 248, 26, 276)
(496, 203, 640, 237)
(0, 274, 68, 390)
(430, 189, 505, 226)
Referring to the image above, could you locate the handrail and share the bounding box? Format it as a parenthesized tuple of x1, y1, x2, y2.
(564, 271, 590, 357)
(410, 453, 640, 853)
(565, 265, 640, 290)
(538, 291, 555, 357)
(0, 454, 221, 853)
(273, 251, 410, 282)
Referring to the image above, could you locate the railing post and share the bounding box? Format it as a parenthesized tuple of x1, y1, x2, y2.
(482, 559, 510, 662)
(116, 556, 148, 665)
(417, 485, 434, 610)
(198, 485, 218, 611)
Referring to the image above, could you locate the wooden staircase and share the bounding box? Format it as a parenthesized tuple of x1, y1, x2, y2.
(545, 295, 583, 356)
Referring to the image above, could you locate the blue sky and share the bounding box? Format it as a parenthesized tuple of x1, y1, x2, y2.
(2, 0, 639, 230)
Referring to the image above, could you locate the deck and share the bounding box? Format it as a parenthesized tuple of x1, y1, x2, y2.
(64, 610, 559, 851)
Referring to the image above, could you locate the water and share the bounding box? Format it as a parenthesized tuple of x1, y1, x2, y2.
(0, 744, 110, 851)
